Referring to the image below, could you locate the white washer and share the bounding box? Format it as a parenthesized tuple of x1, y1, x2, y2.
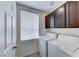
(39, 33, 57, 57)
(48, 34, 79, 57)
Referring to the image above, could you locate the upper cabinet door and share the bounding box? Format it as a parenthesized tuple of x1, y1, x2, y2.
(54, 5, 66, 28)
(45, 14, 54, 28)
(45, 16, 50, 28)
(68, 1, 79, 28)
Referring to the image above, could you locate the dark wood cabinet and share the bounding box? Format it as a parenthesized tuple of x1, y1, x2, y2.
(67, 1, 79, 28)
(45, 1, 79, 28)
(45, 13, 55, 28)
(54, 5, 66, 28)
(45, 15, 50, 28)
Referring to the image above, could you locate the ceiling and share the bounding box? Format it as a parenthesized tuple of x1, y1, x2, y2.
(17, 1, 66, 12)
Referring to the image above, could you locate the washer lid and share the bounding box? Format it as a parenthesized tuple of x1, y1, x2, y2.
(48, 35, 79, 56)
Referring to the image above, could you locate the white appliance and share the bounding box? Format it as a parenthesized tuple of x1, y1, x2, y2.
(39, 32, 57, 57)
(48, 34, 79, 57)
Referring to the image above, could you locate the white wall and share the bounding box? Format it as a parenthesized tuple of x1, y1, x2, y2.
(47, 28, 79, 37)
(39, 13, 47, 36)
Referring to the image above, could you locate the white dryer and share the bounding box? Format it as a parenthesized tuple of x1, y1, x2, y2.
(39, 32, 57, 57)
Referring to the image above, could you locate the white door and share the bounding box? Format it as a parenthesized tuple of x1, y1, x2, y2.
(0, 2, 16, 57)
(3, 13, 16, 57)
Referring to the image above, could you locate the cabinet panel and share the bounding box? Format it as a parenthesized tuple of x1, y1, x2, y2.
(45, 16, 50, 28)
(45, 15, 54, 28)
(68, 1, 78, 28)
(54, 5, 66, 28)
